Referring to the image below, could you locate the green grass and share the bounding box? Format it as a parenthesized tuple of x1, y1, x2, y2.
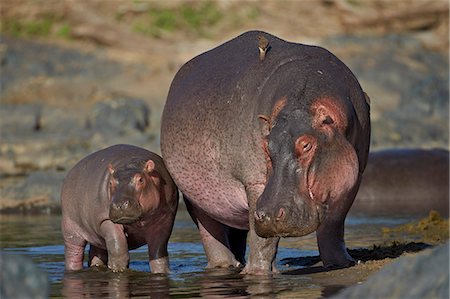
(132, 1, 224, 38)
(2, 16, 54, 37)
(0, 14, 73, 39)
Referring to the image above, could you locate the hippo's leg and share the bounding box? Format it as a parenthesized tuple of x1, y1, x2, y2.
(242, 184, 280, 275)
(62, 220, 87, 271)
(316, 218, 354, 268)
(99, 220, 129, 272)
(229, 228, 247, 265)
(316, 186, 358, 268)
(88, 245, 108, 267)
(146, 230, 171, 274)
(185, 197, 242, 269)
(64, 241, 87, 271)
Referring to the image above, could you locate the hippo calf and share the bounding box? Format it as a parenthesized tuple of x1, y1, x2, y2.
(352, 148, 449, 217)
(61, 144, 178, 273)
(161, 31, 370, 274)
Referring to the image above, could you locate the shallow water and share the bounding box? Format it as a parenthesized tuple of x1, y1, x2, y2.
(0, 206, 417, 298)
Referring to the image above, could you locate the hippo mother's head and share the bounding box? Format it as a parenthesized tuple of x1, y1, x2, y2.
(254, 96, 359, 237)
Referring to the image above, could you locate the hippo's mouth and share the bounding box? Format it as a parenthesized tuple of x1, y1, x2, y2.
(255, 200, 327, 238)
(110, 216, 140, 224)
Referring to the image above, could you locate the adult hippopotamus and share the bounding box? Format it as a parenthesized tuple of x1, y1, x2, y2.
(161, 31, 370, 274)
(61, 144, 178, 273)
(351, 148, 449, 217)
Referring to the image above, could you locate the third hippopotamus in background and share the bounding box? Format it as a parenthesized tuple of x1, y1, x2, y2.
(61, 144, 178, 273)
(161, 31, 371, 274)
(351, 148, 449, 217)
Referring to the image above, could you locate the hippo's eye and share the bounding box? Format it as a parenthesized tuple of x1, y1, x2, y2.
(303, 143, 312, 152)
(295, 135, 315, 158)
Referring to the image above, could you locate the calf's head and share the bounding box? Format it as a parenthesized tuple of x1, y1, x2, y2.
(108, 159, 162, 224)
(255, 96, 359, 237)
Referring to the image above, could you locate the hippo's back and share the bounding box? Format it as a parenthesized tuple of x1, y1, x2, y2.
(352, 148, 449, 216)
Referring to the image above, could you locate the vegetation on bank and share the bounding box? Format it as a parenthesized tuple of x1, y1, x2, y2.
(382, 211, 449, 244)
(0, 1, 260, 40)
(1, 14, 71, 39)
(123, 1, 260, 38)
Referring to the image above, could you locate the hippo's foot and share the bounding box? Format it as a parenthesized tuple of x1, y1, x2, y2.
(149, 256, 170, 274)
(90, 257, 106, 267)
(108, 260, 128, 272)
(206, 259, 242, 270)
(322, 254, 356, 269)
(241, 263, 278, 276)
(107, 252, 129, 272)
(89, 245, 108, 267)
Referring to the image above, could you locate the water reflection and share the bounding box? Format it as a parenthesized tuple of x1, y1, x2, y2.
(59, 266, 324, 298)
(62, 269, 170, 298)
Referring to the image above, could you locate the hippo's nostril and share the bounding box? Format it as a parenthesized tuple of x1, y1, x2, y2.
(276, 207, 285, 221)
(112, 201, 131, 210)
(254, 210, 270, 222)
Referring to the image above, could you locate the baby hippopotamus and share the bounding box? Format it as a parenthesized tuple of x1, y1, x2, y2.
(61, 144, 178, 273)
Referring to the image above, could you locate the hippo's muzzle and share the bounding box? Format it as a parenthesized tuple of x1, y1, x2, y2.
(254, 195, 327, 238)
(109, 194, 143, 224)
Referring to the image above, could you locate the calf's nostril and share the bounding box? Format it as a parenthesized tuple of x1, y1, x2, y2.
(112, 201, 130, 210)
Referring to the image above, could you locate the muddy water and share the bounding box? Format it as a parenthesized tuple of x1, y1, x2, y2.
(0, 206, 417, 298)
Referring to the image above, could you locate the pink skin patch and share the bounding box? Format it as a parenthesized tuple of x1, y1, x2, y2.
(298, 97, 358, 207)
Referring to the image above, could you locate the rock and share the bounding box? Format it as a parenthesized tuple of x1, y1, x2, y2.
(0, 253, 49, 299)
(0, 36, 123, 92)
(0, 170, 65, 213)
(88, 97, 151, 136)
(331, 242, 449, 299)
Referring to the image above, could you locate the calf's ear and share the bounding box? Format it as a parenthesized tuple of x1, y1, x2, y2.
(144, 160, 155, 173)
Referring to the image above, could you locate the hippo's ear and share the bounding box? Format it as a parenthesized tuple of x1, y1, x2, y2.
(144, 160, 155, 173)
(258, 115, 270, 137)
(311, 97, 348, 134)
(108, 164, 115, 175)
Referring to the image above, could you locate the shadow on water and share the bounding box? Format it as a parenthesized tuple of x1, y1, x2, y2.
(0, 210, 432, 298)
(281, 241, 432, 270)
